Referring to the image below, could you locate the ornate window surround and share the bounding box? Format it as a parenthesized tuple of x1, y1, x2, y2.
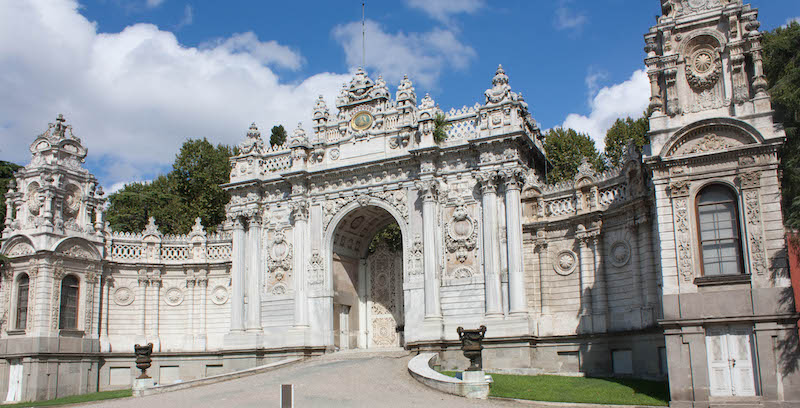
(14, 273, 29, 330)
(693, 183, 746, 279)
(58, 274, 80, 330)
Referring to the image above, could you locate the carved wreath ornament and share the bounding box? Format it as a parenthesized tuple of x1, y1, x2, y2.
(686, 46, 722, 91)
(445, 204, 478, 263)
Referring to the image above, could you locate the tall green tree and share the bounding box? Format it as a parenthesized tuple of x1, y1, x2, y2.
(169, 139, 234, 233)
(604, 113, 650, 167)
(0, 161, 23, 229)
(543, 128, 604, 183)
(763, 22, 800, 227)
(105, 176, 188, 235)
(106, 138, 235, 234)
(270, 125, 287, 147)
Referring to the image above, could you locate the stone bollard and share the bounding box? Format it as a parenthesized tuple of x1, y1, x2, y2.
(132, 343, 154, 397)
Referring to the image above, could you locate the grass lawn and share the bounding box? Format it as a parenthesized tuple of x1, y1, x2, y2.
(441, 371, 669, 406)
(3, 389, 132, 407)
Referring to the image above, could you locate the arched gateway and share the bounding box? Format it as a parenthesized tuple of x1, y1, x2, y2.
(3, 3, 797, 403)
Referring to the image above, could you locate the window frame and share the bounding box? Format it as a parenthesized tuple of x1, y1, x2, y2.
(14, 273, 30, 330)
(58, 274, 80, 330)
(694, 183, 746, 277)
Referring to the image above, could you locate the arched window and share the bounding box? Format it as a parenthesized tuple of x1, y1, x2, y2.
(696, 185, 744, 276)
(15, 274, 29, 330)
(59, 275, 80, 330)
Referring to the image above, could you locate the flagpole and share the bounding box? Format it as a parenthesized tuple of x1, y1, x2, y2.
(362, 2, 365, 68)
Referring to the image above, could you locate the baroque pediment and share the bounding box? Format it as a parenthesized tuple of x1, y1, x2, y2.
(661, 119, 762, 158)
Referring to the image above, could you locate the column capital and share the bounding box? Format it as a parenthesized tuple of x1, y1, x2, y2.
(415, 179, 439, 202)
(291, 199, 310, 222)
(668, 180, 691, 198)
(474, 170, 498, 194)
(499, 167, 525, 190)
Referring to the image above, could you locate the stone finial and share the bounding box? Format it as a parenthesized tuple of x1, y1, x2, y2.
(143, 217, 161, 237)
(238, 122, 264, 155)
(485, 64, 517, 104)
(492, 64, 509, 87)
(247, 123, 260, 139)
(419, 94, 435, 110)
(189, 217, 206, 238)
(313, 95, 330, 120)
(289, 122, 309, 147)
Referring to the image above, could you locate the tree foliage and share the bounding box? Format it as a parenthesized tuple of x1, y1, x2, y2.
(543, 128, 604, 183)
(433, 113, 449, 144)
(106, 138, 234, 235)
(368, 223, 403, 253)
(270, 125, 287, 147)
(0, 161, 23, 230)
(763, 22, 800, 228)
(604, 113, 650, 168)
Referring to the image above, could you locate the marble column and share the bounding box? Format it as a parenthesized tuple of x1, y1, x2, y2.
(476, 171, 502, 317)
(292, 201, 310, 327)
(137, 270, 148, 337)
(577, 234, 594, 318)
(198, 274, 208, 336)
(416, 180, 442, 319)
(230, 217, 245, 333)
(628, 221, 643, 310)
(246, 215, 262, 332)
(591, 234, 608, 331)
(533, 236, 547, 315)
(501, 168, 527, 316)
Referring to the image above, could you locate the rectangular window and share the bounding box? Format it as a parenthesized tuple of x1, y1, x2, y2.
(612, 350, 633, 375)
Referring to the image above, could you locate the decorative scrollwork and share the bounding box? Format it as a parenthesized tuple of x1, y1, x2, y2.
(445, 204, 478, 263)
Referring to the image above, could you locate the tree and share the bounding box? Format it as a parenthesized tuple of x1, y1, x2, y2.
(0, 161, 23, 229)
(169, 139, 235, 233)
(604, 113, 650, 167)
(270, 125, 287, 147)
(105, 176, 188, 235)
(543, 128, 604, 183)
(368, 223, 402, 253)
(106, 138, 235, 234)
(763, 22, 800, 228)
(433, 113, 449, 144)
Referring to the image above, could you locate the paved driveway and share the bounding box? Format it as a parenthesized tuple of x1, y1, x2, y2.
(88, 355, 520, 408)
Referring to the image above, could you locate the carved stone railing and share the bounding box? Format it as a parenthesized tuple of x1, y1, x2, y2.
(108, 224, 232, 264)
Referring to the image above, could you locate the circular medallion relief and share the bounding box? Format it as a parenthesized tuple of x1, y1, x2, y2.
(610, 241, 631, 268)
(113, 287, 135, 306)
(554, 250, 578, 276)
(688, 0, 707, 9)
(164, 287, 184, 306)
(211, 285, 229, 305)
(693, 49, 714, 74)
(350, 111, 374, 131)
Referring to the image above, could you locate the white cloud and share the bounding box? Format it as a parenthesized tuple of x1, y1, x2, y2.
(175, 4, 193, 30)
(332, 20, 476, 88)
(405, 0, 484, 23)
(562, 69, 650, 149)
(554, 0, 587, 31)
(201, 32, 304, 71)
(787, 17, 800, 26)
(145, 0, 165, 8)
(0, 0, 350, 189)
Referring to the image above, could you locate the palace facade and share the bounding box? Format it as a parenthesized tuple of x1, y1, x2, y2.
(1, 1, 797, 406)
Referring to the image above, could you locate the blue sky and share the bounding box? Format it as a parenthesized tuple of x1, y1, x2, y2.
(1, 0, 797, 192)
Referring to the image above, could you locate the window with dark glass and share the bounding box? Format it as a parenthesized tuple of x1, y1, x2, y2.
(697, 185, 744, 276)
(59, 275, 79, 330)
(15, 274, 29, 330)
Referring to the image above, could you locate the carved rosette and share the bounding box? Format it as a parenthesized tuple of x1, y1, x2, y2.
(685, 46, 722, 91)
(266, 231, 293, 296)
(670, 182, 694, 282)
(553, 249, 578, 276)
(211, 285, 229, 305)
(445, 204, 478, 263)
(163, 287, 184, 306)
(743, 189, 767, 275)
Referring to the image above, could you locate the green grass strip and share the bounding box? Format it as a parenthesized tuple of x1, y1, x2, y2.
(440, 371, 668, 406)
(3, 389, 132, 407)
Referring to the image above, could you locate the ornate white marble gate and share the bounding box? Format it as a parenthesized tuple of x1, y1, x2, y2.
(366, 245, 403, 348)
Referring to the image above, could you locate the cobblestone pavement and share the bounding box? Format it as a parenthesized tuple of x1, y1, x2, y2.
(87, 354, 522, 408)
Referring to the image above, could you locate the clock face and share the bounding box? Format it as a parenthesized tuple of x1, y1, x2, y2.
(350, 111, 374, 131)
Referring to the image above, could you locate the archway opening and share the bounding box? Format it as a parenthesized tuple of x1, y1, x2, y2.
(331, 205, 404, 350)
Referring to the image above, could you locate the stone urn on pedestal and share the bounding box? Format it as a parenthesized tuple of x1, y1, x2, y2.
(132, 343, 155, 396)
(456, 325, 491, 398)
